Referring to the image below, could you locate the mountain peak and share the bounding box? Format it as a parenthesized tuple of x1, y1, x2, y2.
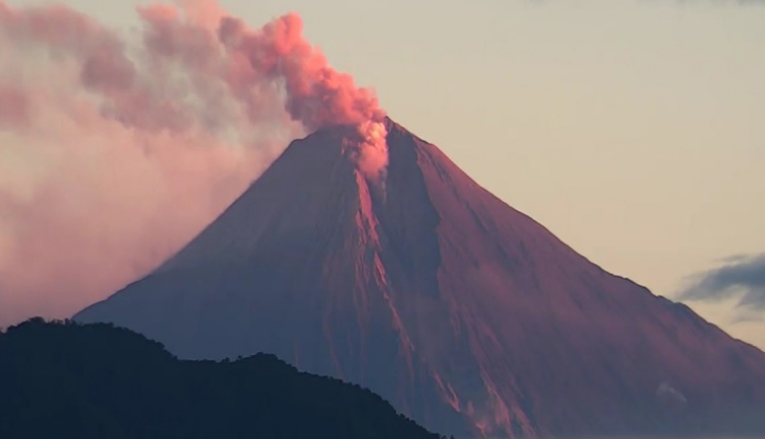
(76, 119, 765, 438)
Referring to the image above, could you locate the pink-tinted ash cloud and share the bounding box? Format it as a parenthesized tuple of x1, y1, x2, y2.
(0, 0, 386, 326)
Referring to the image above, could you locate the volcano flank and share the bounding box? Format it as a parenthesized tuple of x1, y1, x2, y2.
(76, 118, 765, 438)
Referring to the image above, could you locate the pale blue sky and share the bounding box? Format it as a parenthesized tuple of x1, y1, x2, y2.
(5, 0, 765, 348)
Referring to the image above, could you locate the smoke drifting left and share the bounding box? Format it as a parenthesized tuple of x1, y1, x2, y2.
(0, 0, 387, 326)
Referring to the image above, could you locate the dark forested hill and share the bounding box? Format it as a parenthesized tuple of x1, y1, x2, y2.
(0, 318, 444, 439)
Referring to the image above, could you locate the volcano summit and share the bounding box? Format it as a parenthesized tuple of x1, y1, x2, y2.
(76, 118, 765, 438)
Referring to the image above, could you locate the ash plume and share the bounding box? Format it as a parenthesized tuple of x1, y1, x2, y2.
(0, 0, 387, 326)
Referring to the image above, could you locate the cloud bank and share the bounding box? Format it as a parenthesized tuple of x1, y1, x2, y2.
(0, 0, 385, 326)
(678, 253, 765, 314)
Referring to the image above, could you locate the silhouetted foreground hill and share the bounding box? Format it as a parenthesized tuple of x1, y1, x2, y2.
(0, 318, 445, 439)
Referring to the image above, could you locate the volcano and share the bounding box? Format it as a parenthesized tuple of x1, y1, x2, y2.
(76, 118, 765, 438)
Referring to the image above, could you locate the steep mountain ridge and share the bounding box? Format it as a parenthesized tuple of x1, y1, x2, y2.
(76, 118, 765, 438)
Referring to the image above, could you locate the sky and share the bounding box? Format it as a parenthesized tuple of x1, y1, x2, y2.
(1, 0, 764, 349)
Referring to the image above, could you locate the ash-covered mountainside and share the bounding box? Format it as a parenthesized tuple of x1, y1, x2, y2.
(76, 118, 765, 438)
(0, 318, 441, 439)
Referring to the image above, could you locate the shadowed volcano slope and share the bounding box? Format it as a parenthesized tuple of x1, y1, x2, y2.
(76, 118, 765, 438)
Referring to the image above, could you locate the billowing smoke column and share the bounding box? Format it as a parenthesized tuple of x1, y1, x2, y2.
(0, 0, 387, 326)
(211, 9, 389, 180)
